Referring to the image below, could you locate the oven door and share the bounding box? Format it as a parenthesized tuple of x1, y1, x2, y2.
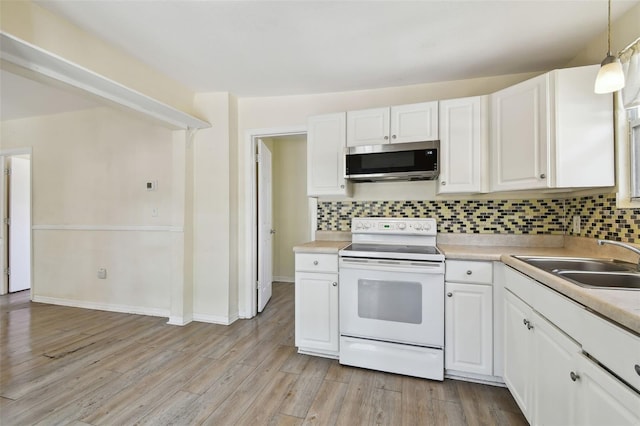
(339, 257, 444, 347)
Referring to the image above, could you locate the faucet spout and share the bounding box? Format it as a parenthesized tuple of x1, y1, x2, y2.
(597, 239, 640, 271)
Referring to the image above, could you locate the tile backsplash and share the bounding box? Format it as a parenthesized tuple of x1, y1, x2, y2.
(317, 193, 640, 243)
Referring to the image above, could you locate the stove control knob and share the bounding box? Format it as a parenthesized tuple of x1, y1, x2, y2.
(363, 222, 371, 229)
(355, 221, 362, 230)
(414, 223, 423, 231)
(397, 222, 406, 230)
(423, 223, 432, 231)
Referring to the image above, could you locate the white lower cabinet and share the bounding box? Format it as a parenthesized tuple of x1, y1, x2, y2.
(294, 253, 339, 358)
(503, 266, 640, 426)
(445, 282, 493, 375)
(445, 260, 494, 379)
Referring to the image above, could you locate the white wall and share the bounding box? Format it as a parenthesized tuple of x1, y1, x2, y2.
(0, 107, 179, 315)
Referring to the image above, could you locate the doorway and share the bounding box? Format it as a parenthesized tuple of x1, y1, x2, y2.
(1, 150, 32, 295)
(245, 127, 310, 318)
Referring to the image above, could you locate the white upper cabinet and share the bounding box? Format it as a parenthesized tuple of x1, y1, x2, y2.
(491, 65, 614, 192)
(346, 101, 438, 147)
(307, 112, 350, 197)
(390, 102, 439, 143)
(346, 107, 390, 146)
(438, 96, 488, 194)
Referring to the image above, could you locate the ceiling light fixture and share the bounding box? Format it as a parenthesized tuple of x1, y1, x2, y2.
(594, 0, 625, 94)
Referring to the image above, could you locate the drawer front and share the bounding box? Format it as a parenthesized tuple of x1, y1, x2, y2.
(580, 309, 640, 392)
(295, 253, 338, 273)
(446, 260, 493, 284)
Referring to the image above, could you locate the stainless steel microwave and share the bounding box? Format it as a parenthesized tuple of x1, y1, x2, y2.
(344, 140, 440, 182)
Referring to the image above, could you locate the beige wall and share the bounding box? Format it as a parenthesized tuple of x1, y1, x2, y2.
(269, 135, 308, 282)
(566, 2, 640, 68)
(0, 0, 195, 115)
(1, 107, 178, 314)
(191, 92, 238, 323)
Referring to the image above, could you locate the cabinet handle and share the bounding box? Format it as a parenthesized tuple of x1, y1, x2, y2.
(340, 184, 345, 189)
(523, 319, 533, 329)
(447, 292, 453, 297)
(313, 260, 318, 265)
(570, 371, 580, 382)
(392, 135, 397, 139)
(466, 270, 472, 275)
(540, 173, 546, 179)
(441, 181, 446, 186)
(384, 135, 389, 140)
(332, 282, 338, 287)
(635, 364, 640, 376)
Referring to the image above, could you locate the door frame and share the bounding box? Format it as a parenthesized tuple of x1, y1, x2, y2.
(0, 147, 33, 296)
(242, 125, 307, 318)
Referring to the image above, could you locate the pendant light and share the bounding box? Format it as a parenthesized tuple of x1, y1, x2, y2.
(594, 0, 625, 94)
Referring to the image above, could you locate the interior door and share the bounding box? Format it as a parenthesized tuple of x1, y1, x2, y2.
(8, 156, 31, 292)
(257, 140, 273, 312)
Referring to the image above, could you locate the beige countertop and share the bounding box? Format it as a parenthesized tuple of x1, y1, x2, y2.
(295, 235, 639, 334)
(293, 240, 350, 254)
(439, 240, 640, 335)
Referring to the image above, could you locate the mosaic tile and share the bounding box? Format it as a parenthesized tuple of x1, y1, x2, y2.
(317, 193, 640, 244)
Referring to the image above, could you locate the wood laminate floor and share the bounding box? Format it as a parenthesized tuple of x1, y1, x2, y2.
(0, 283, 526, 425)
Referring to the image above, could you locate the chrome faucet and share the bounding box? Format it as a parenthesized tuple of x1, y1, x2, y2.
(597, 239, 640, 271)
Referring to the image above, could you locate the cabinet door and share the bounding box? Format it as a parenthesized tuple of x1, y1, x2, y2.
(438, 96, 487, 194)
(491, 74, 549, 191)
(503, 290, 533, 422)
(390, 101, 438, 144)
(531, 311, 581, 426)
(346, 107, 390, 146)
(576, 353, 640, 426)
(307, 113, 349, 196)
(445, 282, 493, 375)
(295, 272, 339, 355)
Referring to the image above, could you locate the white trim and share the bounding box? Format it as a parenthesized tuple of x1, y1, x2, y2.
(32, 295, 170, 318)
(0, 147, 33, 156)
(192, 311, 239, 326)
(32, 225, 183, 232)
(0, 32, 209, 130)
(273, 275, 294, 283)
(242, 125, 307, 319)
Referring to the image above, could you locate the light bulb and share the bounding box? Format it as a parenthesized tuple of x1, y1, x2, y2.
(594, 55, 625, 94)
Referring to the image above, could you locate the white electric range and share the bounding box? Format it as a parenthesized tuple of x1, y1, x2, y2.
(338, 217, 445, 380)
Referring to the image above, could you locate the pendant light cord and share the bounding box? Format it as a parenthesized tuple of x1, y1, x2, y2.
(607, 0, 612, 55)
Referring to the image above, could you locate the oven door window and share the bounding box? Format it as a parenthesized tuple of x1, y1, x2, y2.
(357, 279, 422, 324)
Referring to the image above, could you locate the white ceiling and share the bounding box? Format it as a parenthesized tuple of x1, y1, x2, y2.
(1, 0, 638, 122)
(32, 0, 640, 97)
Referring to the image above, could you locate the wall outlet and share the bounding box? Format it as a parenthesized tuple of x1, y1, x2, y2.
(572, 215, 581, 234)
(97, 268, 107, 279)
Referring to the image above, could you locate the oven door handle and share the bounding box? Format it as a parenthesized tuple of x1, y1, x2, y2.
(339, 257, 444, 273)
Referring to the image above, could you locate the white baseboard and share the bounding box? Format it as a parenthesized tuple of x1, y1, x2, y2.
(274, 276, 294, 283)
(192, 311, 239, 325)
(167, 315, 193, 326)
(32, 295, 170, 318)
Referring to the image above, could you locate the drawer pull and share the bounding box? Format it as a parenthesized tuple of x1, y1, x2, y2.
(466, 270, 472, 275)
(313, 260, 318, 265)
(635, 364, 640, 376)
(332, 282, 338, 287)
(447, 292, 453, 297)
(570, 371, 580, 382)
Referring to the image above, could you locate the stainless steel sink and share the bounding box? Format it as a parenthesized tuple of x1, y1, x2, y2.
(556, 271, 640, 290)
(513, 256, 640, 290)
(514, 256, 637, 273)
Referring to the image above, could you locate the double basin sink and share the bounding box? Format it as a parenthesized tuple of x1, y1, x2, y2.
(514, 256, 640, 290)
